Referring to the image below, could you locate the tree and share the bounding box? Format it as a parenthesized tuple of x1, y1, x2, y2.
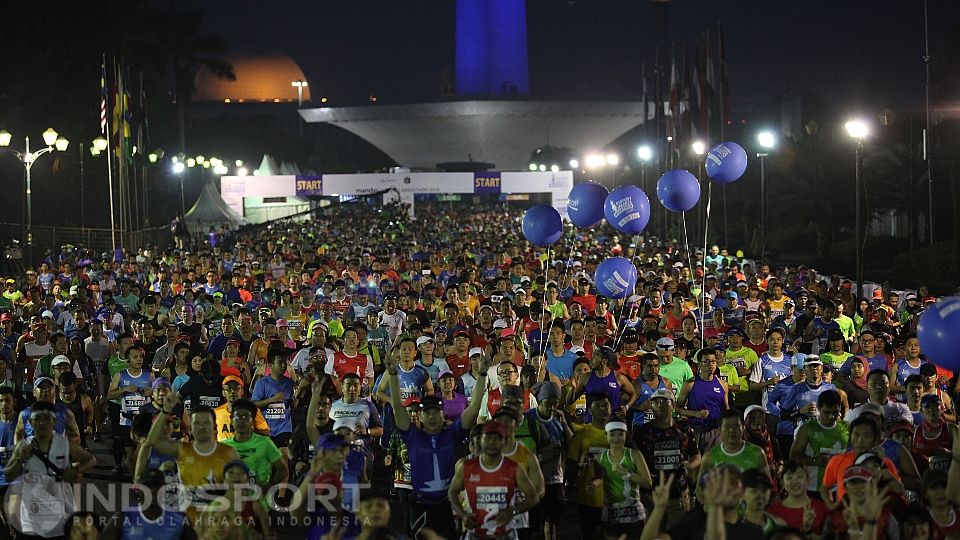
(149, 8, 235, 154)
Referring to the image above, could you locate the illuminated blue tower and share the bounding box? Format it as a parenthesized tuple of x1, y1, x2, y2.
(455, 0, 529, 95)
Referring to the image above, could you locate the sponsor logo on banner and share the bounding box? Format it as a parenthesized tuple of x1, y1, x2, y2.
(474, 172, 502, 193)
(295, 175, 323, 196)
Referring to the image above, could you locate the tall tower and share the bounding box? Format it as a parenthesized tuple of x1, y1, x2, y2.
(455, 0, 529, 95)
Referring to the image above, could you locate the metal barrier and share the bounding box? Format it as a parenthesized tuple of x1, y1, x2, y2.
(0, 222, 170, 265)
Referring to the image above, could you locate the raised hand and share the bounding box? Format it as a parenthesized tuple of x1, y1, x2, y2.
(651, 470, 674, 508)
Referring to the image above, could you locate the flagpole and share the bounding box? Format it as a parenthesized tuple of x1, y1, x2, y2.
(103, 54, 117, 252)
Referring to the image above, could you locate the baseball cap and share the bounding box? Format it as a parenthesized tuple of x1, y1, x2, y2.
(415, 336, 434, 347)
(0, 313, 11, 323)
(604, 421, 628, 433)
(537, 381, 561, 400)
(905, 292, 918, 300)
(872, 289, 884, 299)
(34, 376, 55, 389)
(453, 330, 470, 340)
(921, 393, 942, 409)
(889, 422, 914, 437)
(419, 395, 444, 411)
(223, 459, 250, 476)
(51, 355, 71, 367)
(843, 465, 875, 483)
(704, 327, 720, 340)
(481, 421, 508, 438)
(40, 310, 54, 319)
(726, 327, 747, 338)
(803, 355, 823, 366)
(650, 388, 675, 401)
(437, 369, 456, 380)
(332, 417, 359, 432)
(316, 432, 348, 450)
(656, 337, 675, 349)
(222, 375, 244, 387)
(469, 347, 483, 357)
(152, 378, 172, 390)
(401, 396, 421, 408)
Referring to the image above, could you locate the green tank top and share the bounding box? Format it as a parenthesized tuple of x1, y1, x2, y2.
(804, 419, 850, 487)
(599, 449, 639, 505)
(599, 449, 645, 523)
(709, 441, 765, 473)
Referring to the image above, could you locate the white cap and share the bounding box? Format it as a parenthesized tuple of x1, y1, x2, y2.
(469, 347, 483, 357)
(51, 355, 72, 367)
(40, 310, 54, 319)
(492, 320, 508, 330)
(656, 337, 675, 348)
(332, 417, 358, 431)
(415, 336, 434, 347)
(605, 421, 628, 433)
(743, 404, 766, 421)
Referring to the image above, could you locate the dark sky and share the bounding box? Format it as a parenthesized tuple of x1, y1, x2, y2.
(182, 0, 960, 117)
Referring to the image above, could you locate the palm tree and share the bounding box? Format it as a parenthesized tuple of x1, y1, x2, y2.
(150, 8, 235, 153)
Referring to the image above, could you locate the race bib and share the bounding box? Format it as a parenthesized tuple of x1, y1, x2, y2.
(653, 449, 682, 469)
(605, 501, 643, 524)
(265, 403, 286, 420)
(123, 395, 147, 413)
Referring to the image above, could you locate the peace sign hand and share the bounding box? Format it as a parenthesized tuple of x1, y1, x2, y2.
(651, 470, 674, 507)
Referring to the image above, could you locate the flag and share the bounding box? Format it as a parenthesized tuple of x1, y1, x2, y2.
(667, 52, 679, 138)
(138, 71, 150, 151)
(691, 40, 703, 139)
(704, 30, 719, 140)
(718, 27, 730, 135)
(112, 80, 131, 158)
(99, 60, 108, 134)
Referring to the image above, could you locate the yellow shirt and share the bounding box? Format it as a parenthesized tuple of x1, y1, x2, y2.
(214, 403, 270, 442)
(176, 441, 237, 519)
(568, 423, 608, 507)
(285, 313, 308, 341)
(725, 346, 759, 374)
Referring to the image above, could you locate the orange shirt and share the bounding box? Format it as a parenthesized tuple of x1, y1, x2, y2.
(822, 450, 900, 501)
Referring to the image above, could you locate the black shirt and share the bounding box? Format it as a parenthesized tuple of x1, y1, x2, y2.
(666, 507, 764, 540)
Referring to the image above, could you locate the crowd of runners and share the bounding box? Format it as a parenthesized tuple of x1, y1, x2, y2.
(0, 200, 957, 540)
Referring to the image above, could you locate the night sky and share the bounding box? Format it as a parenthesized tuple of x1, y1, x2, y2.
(180, 0, 960, 117)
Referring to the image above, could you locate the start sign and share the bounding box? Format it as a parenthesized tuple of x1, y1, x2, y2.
(295, 176, 323, 196)
(473, 171, 501, 193)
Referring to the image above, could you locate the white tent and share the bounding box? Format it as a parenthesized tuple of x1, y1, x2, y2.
(185, 181, 246, 233)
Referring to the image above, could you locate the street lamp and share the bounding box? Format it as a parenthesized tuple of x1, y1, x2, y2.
(291, 80, 308, 107)
(757, 131, 776, 257)
(172, 161, 186, 215)
(637, 145, 652, 188)
(0, 128, 69, 263)
(845, 119, 869, 301)
(584, 154, 605, 169)
(692, 140, 706, 156)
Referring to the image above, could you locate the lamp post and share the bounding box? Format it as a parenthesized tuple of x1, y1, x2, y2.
(0, 128, 69, 264)
(757, 131, 776, 257)
(291, 80, 308, 107)
(845, 119, 869, 302)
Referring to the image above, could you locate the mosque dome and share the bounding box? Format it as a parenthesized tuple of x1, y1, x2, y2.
(194, 53, 311, 103)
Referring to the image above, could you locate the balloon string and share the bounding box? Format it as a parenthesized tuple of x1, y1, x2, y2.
(613, 252, 644, 350)
(701, 182, 713, 348)
(681, 212, 702, 339)
(539, 245, 552, 358)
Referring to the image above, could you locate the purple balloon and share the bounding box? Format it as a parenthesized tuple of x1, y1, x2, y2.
(603, 185, 650, 234)
(567, 181, 609, 227)
(594, 257, 638, 299)
(657, 169, 701, 212)
(705, 141, 748, 183)
(919, 297, 960, 371)
(522, 204, 563, 246)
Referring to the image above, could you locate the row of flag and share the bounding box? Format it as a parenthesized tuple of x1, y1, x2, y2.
(99, 56, 149, 160)
(640, 28, 731, 147)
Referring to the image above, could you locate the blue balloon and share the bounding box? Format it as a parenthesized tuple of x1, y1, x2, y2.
(656, 169, 701, 212)
(594, 257, 638, 299)
(603, 185, 650, 234)
(522, 204, 563, 246)
(919, 297, 960, 371)
(705, 141, 748, 183)
(567, 181, 609, 227)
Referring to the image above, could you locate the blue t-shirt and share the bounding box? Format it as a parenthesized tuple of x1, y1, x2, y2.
(20, 403, 70, 439)
(399, 419, 467, 503)
(545, 348, 578, 380)
(374, 364, 431, 402)
(780, 381, 838, 434)
(632, 378, 668, 427)
(0, 419, 15, 484)
(251, 375, 295, 435)
(120, 508, 187, 540)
